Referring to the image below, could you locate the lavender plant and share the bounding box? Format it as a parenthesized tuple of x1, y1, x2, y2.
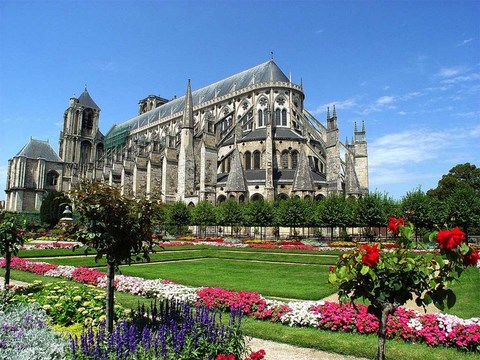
(68, 299, 248, 359)
(0, 303, 66, 359)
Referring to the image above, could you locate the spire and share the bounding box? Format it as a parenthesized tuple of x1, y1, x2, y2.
(292, 150, 314, 192)
(182, 79, 194, 129)
(300, 77, 303, 89)
(345, 136, 349, 146)
(354, 121, 358, 132)
(225, 149, 247, 192)
(332, 104, 337, 119)
(326, 107, 330, 120)
(361, 120, 366, 132)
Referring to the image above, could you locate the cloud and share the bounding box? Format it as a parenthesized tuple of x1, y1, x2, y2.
(441, 72, 480, 84)
(315, 29, 324, 34)
(437, 66, 466, 78)
(312, 97, 358, 115)
(376, 96, 395, 106)
(457, 38, 473, 47)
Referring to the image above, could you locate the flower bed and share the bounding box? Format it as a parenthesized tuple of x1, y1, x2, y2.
(22, 241, 79, 250)
(2, 256, 479, 352)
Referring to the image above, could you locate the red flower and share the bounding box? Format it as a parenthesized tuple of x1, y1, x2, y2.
(436, 227, 465, 250)
(361, 244, 381, 267)
(387, 217, 405, 235)
(462, 249, 480, 267)
(329, 266, 334, 272)
(216, 355, 235, 360)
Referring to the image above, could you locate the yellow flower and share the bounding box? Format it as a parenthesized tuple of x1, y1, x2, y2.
(93, 307, 102, 312)
(73, 296, 82, 302)
(42, 305, 52, 311)
(57, 289, 64, 293)
(82, 310, 89, 315)
(84, 318, 93, 326)
(123, 309, 132, 315)
(27, 293, 33, 296)
(28, 299, 36, 303)
(99, 315, 106, 322)
(55, 303, 62, 308)
(77, 307, 86, 313)
(94, 295, 103, 300)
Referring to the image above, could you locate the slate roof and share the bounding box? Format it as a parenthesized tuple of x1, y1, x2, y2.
(223, 127, 305, 145)
(77, 88, 100, 110)
(106, 60, 290, 142)
(14, 139, 62, 162)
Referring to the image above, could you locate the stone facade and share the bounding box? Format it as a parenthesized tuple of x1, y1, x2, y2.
(5, 60, 368, 211)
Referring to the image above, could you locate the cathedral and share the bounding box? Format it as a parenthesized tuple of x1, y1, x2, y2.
(5, 60, 368, 212)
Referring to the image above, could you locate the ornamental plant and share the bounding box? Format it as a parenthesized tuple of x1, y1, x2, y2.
(329, 217, 479, 360)
(0, 212, 26, 295)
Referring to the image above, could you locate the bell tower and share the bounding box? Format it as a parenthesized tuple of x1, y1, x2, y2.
(59, 87, 102, 187)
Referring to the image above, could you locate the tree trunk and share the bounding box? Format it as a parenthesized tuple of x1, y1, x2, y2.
(106, 261, 116, 333)
(376, 304, 392, 360)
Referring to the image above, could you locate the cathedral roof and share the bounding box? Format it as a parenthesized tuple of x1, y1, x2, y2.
(14, 138, 62, 162)
(222, 127, 305, 145)
(77, 88, 100, 110)
(225, 149, 248, 192)
(107, 60, 290, 142)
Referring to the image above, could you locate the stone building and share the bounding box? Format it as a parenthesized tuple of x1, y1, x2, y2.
(5, 60, 368, 211)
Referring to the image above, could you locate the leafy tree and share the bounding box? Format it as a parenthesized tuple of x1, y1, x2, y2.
(191, 200, 216, 238)
(275, 197, 308, 237)
(427, 163, 480, 200)
(400, 188, 431, 241)
(166, 202, 191, 236)
(330, 219, 479, 360)
(216, 200, 244, 237)
(0, 213, 26, 295)
(318, 194, 348, 240)
(446, 186, 480, 241)
(70, 181, 159, 333)
(244, 200, 274, 240)
(39, 190, 70, 228)
(356, 193, 386, 240)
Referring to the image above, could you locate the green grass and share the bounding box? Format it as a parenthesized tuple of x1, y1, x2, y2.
(115, 258, 336, 299)
(447, 266, 480, 319)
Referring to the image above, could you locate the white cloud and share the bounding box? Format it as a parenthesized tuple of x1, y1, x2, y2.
(398, 111, 407, 116)
(441, 72, 480, 84)
(312, 97, 358, 115)
(315, 29, 324, 34)
(375, 96, 395, 106)
(437, 66, 466, 78)
(457, 38, 473, 47)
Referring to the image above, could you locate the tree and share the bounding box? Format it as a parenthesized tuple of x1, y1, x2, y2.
(191, 200, 216, 238)
(356, 193, 386, 240)
(0, 213, 25, 296)
(166, 202, 191, 236)
(216, 200, 244, 237)
(244, 200, 274, 240)
(275, 197, 308, 237)
(70, 181, 159, 333)
(446, 186, 480, 241)
(318, 194, 348, 240)
(400, 188, 431, 241)
(330, 218, 479, 360)
(427, 163, 480, 200)
(39, 190, 70, 228)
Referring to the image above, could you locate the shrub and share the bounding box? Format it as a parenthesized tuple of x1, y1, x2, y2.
(0, 303, 66, 359)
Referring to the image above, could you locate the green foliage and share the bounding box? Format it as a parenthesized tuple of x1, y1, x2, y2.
(191, 201, 216, 237)
(275, 197, 309, 228)
(0, 212, 26, 292)
(11, 280, 128, 326)
(401, 188, 433, 239)
(70, 181, 160, 266)
(39, 190, 70, 228)
(427, 163, 480, 200)
(215, 200, 244, 236)
(244, 199, 274, 239)
(446, 186, 480, 237)
(356, 192, 386, 228)
(166, 201, 192, 236)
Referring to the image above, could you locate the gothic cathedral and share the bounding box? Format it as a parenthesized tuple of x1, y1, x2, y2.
(5, 60, 368, 211)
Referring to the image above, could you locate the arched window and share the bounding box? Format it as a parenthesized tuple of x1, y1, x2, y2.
(276, 193, 289, 201)
(257, 109, 264, 127)
(281, 109, 287, 126)
(217, 195, 227, 203)
(253, 151, 261, 169)
(244, 151, 251, 170)
(250, 193, 264, 202)
(46, 170, 59, 186)
(239, 194, 245, 203)
(291, 151, 298, 169)
(275, 109, 281, 125)
(281, 150, 289, 169)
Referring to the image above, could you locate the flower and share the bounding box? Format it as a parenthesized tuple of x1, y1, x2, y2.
(361, 244, 381, 267)
(387, 217, 405, 235)
(329, 266, 334, 272)
(462, 249, 480, 267)
(436, 227, 465, 250)
(216, 355, 235, 360)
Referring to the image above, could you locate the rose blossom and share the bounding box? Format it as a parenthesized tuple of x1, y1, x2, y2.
(436, 227, 465, 250)
(462, 249, 480, 267)
(361, 244, 381, 267)
(387, 217, 405, 235)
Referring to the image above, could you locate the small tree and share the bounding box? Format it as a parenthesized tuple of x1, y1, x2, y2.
(329, 217, 479, 360)
(0, 213, 26, 295)
(166, 202, 192, 236)
(40, 190, 70, 228)
(191, 200, 216, 238)
(70, 181, 159, 333)
(446, 186, 480, 242)
(318, 194, 348, 240)
(216, 200, 244, 237)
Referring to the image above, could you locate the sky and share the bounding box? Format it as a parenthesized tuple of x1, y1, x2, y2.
(0, 0, 479, 201)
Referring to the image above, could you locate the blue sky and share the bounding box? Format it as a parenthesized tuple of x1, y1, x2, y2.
(1, 0, 479, 201)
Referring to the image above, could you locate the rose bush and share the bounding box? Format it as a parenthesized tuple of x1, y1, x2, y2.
(329, 218, 480, 359)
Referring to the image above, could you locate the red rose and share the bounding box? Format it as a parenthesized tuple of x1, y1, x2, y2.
(387, 217, 405, 235)
(462, 249, 480, 267)
(329, 266, 334, 272)
(361, 244, 381, 267)
(436, 226, 465, 250)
